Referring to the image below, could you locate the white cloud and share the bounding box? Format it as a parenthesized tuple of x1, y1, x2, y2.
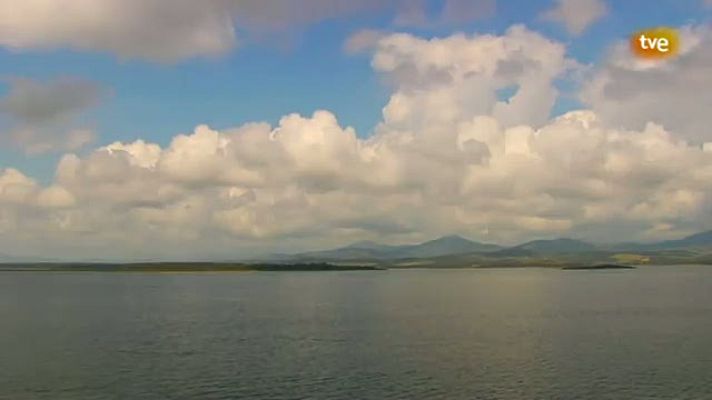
(0, 0, 235, 62)
(0, 0, 502, 62)
(0, 168, 37, 204)
(542, 0, 608, 35)
(2, 27, 712, 260)
(370, 25, 573, 129)
(36, 186, 76, 209)
(0, 78, 103, 154)
(0, 0, 389, 62)
(0, 1, 503, 62)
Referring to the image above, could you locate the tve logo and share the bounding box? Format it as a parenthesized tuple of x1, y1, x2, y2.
(630, 27, 679, 59)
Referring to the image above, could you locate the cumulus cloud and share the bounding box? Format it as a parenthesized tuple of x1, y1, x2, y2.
(0, 78, 103, 154)
(581, 26, 712, 143)
(370, 25, 574, 128)
(542, 0, 608, 35)
(2, 26, 712, 260)
(6, 110, 711, 260)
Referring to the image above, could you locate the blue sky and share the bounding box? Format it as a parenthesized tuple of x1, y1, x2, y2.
(1, 0, 709, 183)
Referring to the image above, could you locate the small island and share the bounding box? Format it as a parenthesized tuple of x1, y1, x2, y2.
(562, 264, 636, 270)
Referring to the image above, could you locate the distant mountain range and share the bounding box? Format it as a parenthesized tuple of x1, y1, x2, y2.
(292, 235, 501, 261)
(2, 230, 712, 267)
(629, 230, 712, 251)
(283, 230, 712, 266)
(493, 238, 597, 257)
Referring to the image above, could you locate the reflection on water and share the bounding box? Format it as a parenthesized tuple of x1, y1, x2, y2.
(1, 266, 711, 399)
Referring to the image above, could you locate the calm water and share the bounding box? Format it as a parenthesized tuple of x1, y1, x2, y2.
(2, 266, 712, 400)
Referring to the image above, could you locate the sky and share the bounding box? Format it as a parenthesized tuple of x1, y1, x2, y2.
(0, 0, 711, 261)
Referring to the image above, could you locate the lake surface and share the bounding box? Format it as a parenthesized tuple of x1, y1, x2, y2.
(2, 266, 712, 399)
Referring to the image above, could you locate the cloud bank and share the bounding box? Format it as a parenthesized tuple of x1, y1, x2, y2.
(1, 26, 711, 260)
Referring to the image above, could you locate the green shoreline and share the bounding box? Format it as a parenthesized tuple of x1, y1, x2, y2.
(0, 262, 384, 273)
(0, 262, 634, 272)
(2, 261, 709, 273)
